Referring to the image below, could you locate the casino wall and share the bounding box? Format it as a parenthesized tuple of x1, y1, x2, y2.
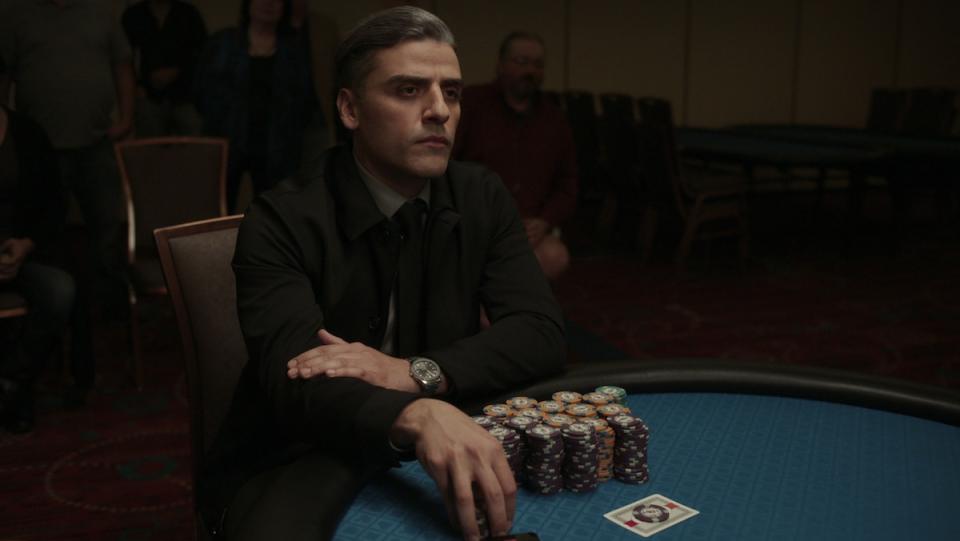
(167, 0, 960, 131)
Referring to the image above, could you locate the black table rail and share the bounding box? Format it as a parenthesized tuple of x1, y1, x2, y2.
(472, 359, 960, 427)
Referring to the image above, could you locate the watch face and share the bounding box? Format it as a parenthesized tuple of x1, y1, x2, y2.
(413, 359, 440, 380)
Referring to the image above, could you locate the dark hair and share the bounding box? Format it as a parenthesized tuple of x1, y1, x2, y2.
(240, 0, 293, 35)
(335, 6, 455, 92)
(498, 31, 545, 61)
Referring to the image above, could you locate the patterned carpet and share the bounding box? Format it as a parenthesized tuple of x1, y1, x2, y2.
(1, 196, 958, 540)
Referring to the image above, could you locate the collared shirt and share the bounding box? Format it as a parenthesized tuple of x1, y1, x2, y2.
(453, 81, 579, 227)
(354, 156, 430, 355)
(0, 0, 132, 149)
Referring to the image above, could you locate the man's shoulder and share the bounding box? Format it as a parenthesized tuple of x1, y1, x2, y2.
(260, 147, 337, 206)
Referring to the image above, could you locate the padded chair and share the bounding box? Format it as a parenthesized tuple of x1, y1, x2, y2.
(596, 93, 640, 239)
(154, 215, 244, 540)
(541, 90, 563, 109)
(115, 137, 228, 389)
(636, 98, 749, 269)
(563, 90, 617, 239)
(900, 87, 957, 137)
(865, 88, 908, 134)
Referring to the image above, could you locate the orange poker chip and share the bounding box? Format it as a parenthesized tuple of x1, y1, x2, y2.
(552, 391, 583, 404)
(506, 396, 538, 410)
(538, 400, 564, 414)
(565, 403, 597, 417)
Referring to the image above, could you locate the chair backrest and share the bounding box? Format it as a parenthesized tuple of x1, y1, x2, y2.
(636, 97, 687, 216)
(599, 93, 639, 183)
(865, 88, 907, 134)
(563, 90, 604, 196)
(117, 137, 228, 263)
(900, 87, 957, 137)
(154, 215, 245, 487)
(541, 90, 563, 110)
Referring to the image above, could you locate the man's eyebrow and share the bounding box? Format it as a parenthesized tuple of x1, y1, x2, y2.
(385, 75, 463, 87)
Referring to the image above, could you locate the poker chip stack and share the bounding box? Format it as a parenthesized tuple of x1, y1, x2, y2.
(561, 422, 599, 493)
(596, 403, 633, 419)
(506, 415, 540, 470)
(545, 413, 575, 428)
(537, 400, 564, 415)
(472, 415, 497, 430)
(517, 408, 545, 422)
(583, 417, 616, 482)
(483, 403, 514, 425)
(506, 396, 538, 411)
(523, 424, 565, 494)
(487, 425, 523, 478)
(472, 490, 490, 539)
(581, 391, 612, 407)
(608, 415, 650, 484)
(595, 385, 627, 405)
(553, 391, 583, 406)
(565, 403, 597, 419)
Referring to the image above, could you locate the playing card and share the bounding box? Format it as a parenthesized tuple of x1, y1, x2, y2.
(604, 494, 699, 537)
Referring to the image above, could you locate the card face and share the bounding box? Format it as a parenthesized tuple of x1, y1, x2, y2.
(604, 494, 699, 537)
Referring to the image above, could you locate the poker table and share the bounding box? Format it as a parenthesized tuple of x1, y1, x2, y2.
(330, 360, 960, 541)
(675, 128, 882, 171)
(730, 124, 960, 165)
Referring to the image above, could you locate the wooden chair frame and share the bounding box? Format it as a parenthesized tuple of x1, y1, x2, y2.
(116, 136, 229, 389)
(155, 215, 243, 539)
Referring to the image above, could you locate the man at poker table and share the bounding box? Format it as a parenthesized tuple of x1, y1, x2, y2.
(199, 6, 566, 541)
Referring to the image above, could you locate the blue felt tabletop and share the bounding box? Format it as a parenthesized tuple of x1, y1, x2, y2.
(334, 393, 960, 541)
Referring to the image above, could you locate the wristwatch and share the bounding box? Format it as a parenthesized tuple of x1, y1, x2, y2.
(408, 356, 443, 394)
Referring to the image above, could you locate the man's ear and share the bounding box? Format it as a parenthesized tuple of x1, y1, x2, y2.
(337, 88, 360, 131)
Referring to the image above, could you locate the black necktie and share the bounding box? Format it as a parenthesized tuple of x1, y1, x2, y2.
(394, 199, 427, 356)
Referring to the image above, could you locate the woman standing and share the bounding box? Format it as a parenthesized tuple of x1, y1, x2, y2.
(195, 0, 315, 212)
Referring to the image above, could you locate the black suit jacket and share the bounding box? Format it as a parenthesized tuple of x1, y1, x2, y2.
(201, 144, 566, 517)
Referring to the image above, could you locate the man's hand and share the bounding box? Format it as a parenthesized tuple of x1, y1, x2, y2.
(286, 329, 419, 392)
(522, 218, 550, 246)
(0, 238, 34, 282)
(392, 399, 516, 540)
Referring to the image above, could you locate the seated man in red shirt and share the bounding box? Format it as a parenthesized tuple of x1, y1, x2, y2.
(454, 31, 578, 280)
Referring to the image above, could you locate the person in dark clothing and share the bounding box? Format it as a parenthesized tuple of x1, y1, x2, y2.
(122, 0, 207, 136)
(0, 100, 75, 434)
(199, 7, 565, 541)
(194, 0, 316, 212)
(0, 0, 135, 321)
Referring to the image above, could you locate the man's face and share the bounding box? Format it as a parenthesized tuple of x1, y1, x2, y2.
(339, 39, 462, 187)
(496, 38, 545, 100)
